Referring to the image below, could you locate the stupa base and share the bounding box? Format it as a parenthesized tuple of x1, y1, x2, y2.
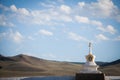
(75, 73, 105, 80)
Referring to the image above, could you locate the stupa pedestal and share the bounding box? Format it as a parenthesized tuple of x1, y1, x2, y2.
(75, 73, 105, 80)
(75, 42, 105, 80)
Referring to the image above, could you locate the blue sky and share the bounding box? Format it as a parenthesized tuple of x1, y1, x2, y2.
(0, 0, 120, 62)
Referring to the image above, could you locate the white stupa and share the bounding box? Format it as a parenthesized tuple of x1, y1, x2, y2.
(80, 42, 101, 73)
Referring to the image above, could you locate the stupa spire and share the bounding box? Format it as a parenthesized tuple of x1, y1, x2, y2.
(89, 42, 92, 54)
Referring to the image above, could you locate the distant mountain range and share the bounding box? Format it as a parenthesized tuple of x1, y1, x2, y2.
(0, 54, 120, 77)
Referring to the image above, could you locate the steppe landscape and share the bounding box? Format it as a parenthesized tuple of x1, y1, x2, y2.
(0, 54, 120, 77)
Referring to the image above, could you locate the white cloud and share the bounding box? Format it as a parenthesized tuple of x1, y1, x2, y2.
(76, 0, 120, 22)
(68, 32, 88, 41)
(7, 4, 70, 26)
(75, 15, 89, 23)
(0, 15, 15, 27)
(74, 15, 116, 35)
(10, 5, 29, 16)
(91, 20, 102, 26)
(78, 2, 85, 8)
(59, 15, 72, 22)
(75, 15, 103, 27)
(0, 29, 23, 43)
(106, 25, 116, 34)
(10, 5, 17, 12)
(19, 8, 29, 16)
(96, 34, 109, 40)
(9, 30, 23, 43)
(1, 1, 119, 27)
(85, 0, 117, 17)
(97, 25, 116, 34)
(93, 0, 114, 16)
(60, 5, 71, 14)
(39, 29, 53, 36)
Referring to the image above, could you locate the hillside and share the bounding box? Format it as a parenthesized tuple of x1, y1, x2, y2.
(0, 54, 120, 77)
(100, 59, 120, 76)
(0, 54, 82, 77)
(101, 59, 120, 66)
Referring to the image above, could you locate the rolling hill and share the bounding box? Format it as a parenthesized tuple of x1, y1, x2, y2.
(0, 54, 120, 77)
(100, 59, 120, 76)
(0, 54, 82, 77)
